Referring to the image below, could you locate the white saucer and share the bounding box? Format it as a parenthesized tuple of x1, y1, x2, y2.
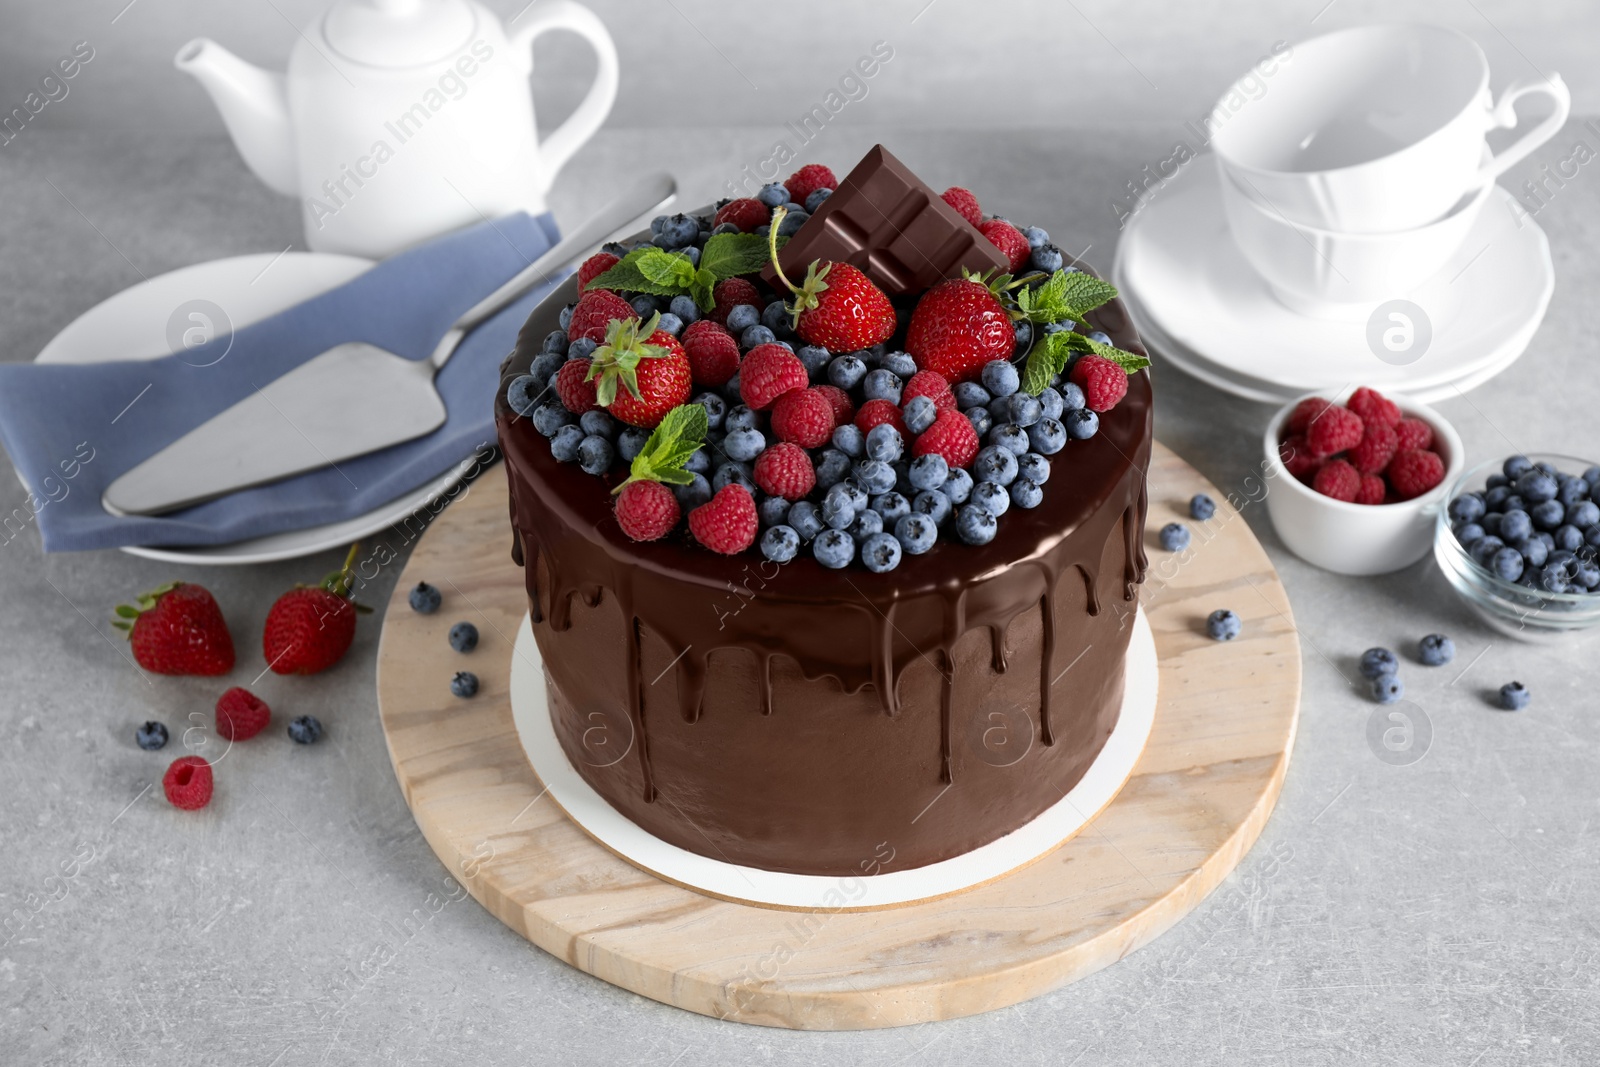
(33, 252, 471, 565)
(508, 610, 1159, 910)
(1112, 157, 1553, 403)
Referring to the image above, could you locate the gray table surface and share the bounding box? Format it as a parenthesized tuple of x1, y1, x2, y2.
(2, 123, 1598, 1066)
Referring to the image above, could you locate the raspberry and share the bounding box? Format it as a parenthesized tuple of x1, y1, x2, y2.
(713, 198, 769, 232)
(739, 344, 808, 410)
(163, 755, 213, 811)
(1312, 459, 1361, 502)
(752, 442, 816, 501)
(941, 186, 983, 227)
(1347, 386, 1401, 428)
(813, 384, 854, 428)
(711, 278, 761, 325)
(1394, 416, 1435, 452)
(215, 687, 270, 742)
(784, 164, 838, 205)
(1279, 434, 1322, 483)
(769, 387, 834, 448)
(1355, 473, 1388, 505)
(1388, 448, 1445, 500)
(855, 398, 907, 437)
(901, 369, 957, 413)
(1286, 396, 1333, 435)
(613, 480, 680, 542)
(913, 408, 980, 469)
(1348, 421, 1398, 475)
(688, 484, 758, 554)
(680, 320, 741, 387)
(576, 252, 619, 291)
(567, 289, 635, 343)
(978, 218, 1030, 272)
(555, 359, 598, 415)
(1068, 354, 1129, 412)
(1306, 405, 1364, 457)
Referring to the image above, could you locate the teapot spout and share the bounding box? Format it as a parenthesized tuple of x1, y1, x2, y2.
(175, 38, 298, 196)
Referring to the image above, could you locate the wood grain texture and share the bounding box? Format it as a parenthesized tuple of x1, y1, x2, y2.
(375, 441, 1301, 1029)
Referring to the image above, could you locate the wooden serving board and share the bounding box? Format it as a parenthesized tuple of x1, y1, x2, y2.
(375, 441, 1301, 1029)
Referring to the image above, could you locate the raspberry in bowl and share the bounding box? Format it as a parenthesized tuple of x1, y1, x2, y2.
(1261, 386, 1463, 575)
(1434, 453, 1600, 638)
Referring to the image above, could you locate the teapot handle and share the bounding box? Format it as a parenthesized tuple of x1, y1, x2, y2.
(511, 1, 619, 196)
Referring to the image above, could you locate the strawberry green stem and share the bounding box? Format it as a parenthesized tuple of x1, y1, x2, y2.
(767, 208, 799, 295)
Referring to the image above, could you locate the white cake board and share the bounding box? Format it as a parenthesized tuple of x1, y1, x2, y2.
(509, 610, 1157, 910)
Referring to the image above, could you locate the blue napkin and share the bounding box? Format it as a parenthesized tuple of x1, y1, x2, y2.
(0, 212, 563, 552)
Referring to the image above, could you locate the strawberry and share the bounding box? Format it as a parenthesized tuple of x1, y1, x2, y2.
(713, 198, 770, 233)
(263, 544, 370, 676)
(769, 387, 834, 448)
(1388, 448, 1445, 500)
(752, 442, 816, 501)
(979, 218, 1030, 272)
(613, 480, 680, 542)
(681, 320, 741, 387)
(710, 277, 761, 325)
(113, 582, 235, 676)
(1346, 386, 1401, 428)
(739, 344, 809, 411)
(554, 359, 598, 415)
(854, 398, 907, 437)
(567, 289, 635, 343)
(586, 313, 693, 429)
(1312, 459, 1361, 502)
(214, 687, 270, 742)
(784, 164, 838, 205)
(1306, 406, 1364, 457)
(163, 756, 213, 811)
(576, 252, 619, 290)
(813, 384, 854, 428)
(688, 484, 758, 555)
(767, 209, 895, 351)
(902, 369, 957, 413)
(913, 408, 980, 469)
(941, 186, 983, 227)
(905, 278, 1016, 384)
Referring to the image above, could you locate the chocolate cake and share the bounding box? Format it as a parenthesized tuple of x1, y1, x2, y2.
(495, 149, 1151, 877)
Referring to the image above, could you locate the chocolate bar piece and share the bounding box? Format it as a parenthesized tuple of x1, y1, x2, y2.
(762, 144, 1008, 297)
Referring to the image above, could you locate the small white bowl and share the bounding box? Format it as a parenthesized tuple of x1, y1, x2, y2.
(1261, 390, 1464, 576)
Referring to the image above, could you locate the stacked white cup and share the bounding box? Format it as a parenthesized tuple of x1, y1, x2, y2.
(1213, 25, 1569, 319)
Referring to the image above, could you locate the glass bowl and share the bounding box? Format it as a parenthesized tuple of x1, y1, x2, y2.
(1434, 453, 1600, 640)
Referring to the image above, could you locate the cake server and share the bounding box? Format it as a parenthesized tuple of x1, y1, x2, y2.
(102, 172, 677, 517)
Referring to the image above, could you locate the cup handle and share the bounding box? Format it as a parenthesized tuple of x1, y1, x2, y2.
(1478, 73, 1571, 184)
(511, 1, 619, 196)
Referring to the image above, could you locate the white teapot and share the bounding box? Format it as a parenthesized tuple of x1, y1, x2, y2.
(177, 0, 617, 258)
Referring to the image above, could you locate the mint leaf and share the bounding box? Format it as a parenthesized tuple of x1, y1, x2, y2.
(585, 249, 682, 297)
(636, 248, 697, 289)
(699, 232, 784, 280)
(621, 403, 708, 491)
(1054, 271, 1119, 317)
(1080, 332, 1151, 373)
(689, 268, 717, 312)
(1020, 327, 1149, 395)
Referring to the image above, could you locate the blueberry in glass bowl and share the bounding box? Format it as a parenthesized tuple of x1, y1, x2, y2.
(1434, 453, 1600, 639)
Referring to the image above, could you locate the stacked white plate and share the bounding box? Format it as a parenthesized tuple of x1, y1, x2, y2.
(1111, 157, 1554, 404)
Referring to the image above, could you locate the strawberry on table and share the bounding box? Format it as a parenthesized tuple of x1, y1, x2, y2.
(905, 277, 1016, 384)
(113, 582, 235, 676)
(766, 208, 896, 351)
(263, 543, 371, 676)
(585, 313, 693, 429)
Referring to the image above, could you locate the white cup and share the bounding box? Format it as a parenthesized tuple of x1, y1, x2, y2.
(1212, 24, 1570, 233)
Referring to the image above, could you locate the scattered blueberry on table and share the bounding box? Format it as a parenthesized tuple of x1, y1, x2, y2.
(448, 622, 479, 653)
(1370, 674, 1404, 704)
(1498, 681, 1530, 711)
(1159, 522, 1190, 552)
(1417, 633, 1454, 666)
(408, 582, 442, 614)
(135, 721, 169, 751)
(450, 672, 480, 698)
(1189, 493, 1215, 521)
(287, 715, 323, 744)
(1359, 647, 1399, 679)
(1206, 609, 1241, 641)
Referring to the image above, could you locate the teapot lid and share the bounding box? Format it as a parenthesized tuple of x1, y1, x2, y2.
(323, 0, 476, 67)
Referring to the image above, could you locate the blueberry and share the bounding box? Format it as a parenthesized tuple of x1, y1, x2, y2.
(853, 459, 898, 495)
(761, 524, 800, 563)
(913, 489, 953, 525)
(1190, 493, 1216, 521)
(903, 395, 938, 435)
(409, 582, 442, 614)
(1503, 454, 1534, 479)
(288, 714, 324, 743)
(550, 424, 584, 462)
(981, 360, 1020, 398)
(860, 531, 902, 572)
(684, 447, 711, 475)
(542, 329, 570, 354)
(815, 449, 852, 490)
(710, 222, 740, 236)
(1468, 535, 1506, 567)
(787, 500, 824, 541)
(1447, 494, 1485, 524)
(1454, 522, 1485, 546)
(1064, 408, 1099, 440)
(974, 446, 1019, 486)
(724, 404, 761, 433)
(1087, 330, 1112, 347)
(1013, 320, 1033, 353)
(759, 494, 791, 528)
(655, 312, 684, 336)
(1006, 394, 1043, 428)
(956, 504, 998, 545)
(828, 354, 868, 390)
(1036, 387, 1065, 421)
(989, 423, 1030, 456)
(942, 467, 974, 505)
(1059, 382, 1087, 412)
(870, 491, 911, 524)
(528, 402, 569, 438)
(1499, 509, 1533, 542)
(1015, 452, 1050, 486)
(1554, 524, 1584, 552)
(450, 672, 480, 699)
(1418, 633, 1455, 666)
(1370, 674, 1403, 704)
(1575, 560, 1600, 589)
(580, 410, 616, 439)
(831, 424, 865, 458)
(630, 295, 660, 318)
(954, 382, 992, 410)
(723, 427, 767, 463)
(1206, 609, 1242, 641)
(673, 473, 712, 511)
(559, 304, 574, 330)
(813, 528, 855, 569)
(909, 454, 949, 493)
(1480, 512, 1504, 537)
(1589, 526, 1600, 548)
(1557, 476, 1589, 508)
(1514, 536, 1548, 567)
(1532, 500, 1565, 530)
(1159, 522, 1191, 551)
(757, 182, 790, 207)
(988, 395, 1012, 421)
(725, 304, 760, 333)
(1587, 465, 1600, 490)
(971, 480, 1011, 517)
(776, 210, 809, 236)
(506, 374, 542, 417)
(761, 300, 789, 332)
(448, 621, 479, 653)
(895, 513, 938, 555)
(849, 508, 885, 541)
(692, 392, 727, 431)
(713, 462, 756, 494)
(966, 408, 993, 439)
(1491, 547, 1525, 582)
(1030, 244, 1065, 273)
(1504, 494, 1528, 514)
(578, 434, 614, 475)
(1569, 501, 1600, 529)
(804, 187, 833, 212)
(1028, 418, 1067, 455)
(1536, 531, 1558, 552)
(822, 484, 858, 530)
(881, 351, 917, 377)
(1538, 562, 1571, 592)
(866, 424, 904, 463)
(797, 344, 831, 380)
(668, 294, 700, 325)
(1359, 648, 1398, 679)
(135, 721, 168, 751)
(740, 324, 776, 349)
(1486, 473, 1510, 490)
(1021, 225, 1050, 249)
(893, 461, 915, 496)
(1009, 479, 1043, 510)
(528, 351, 564, 384)
(567, 336, 598, 361)
(1515, 469, 1558, 504)
(862, 369, 904, 405)
(1498, 681, 1530, 711)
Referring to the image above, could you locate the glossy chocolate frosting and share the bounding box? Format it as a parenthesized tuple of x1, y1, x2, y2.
(494, 261, 1152, 877)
